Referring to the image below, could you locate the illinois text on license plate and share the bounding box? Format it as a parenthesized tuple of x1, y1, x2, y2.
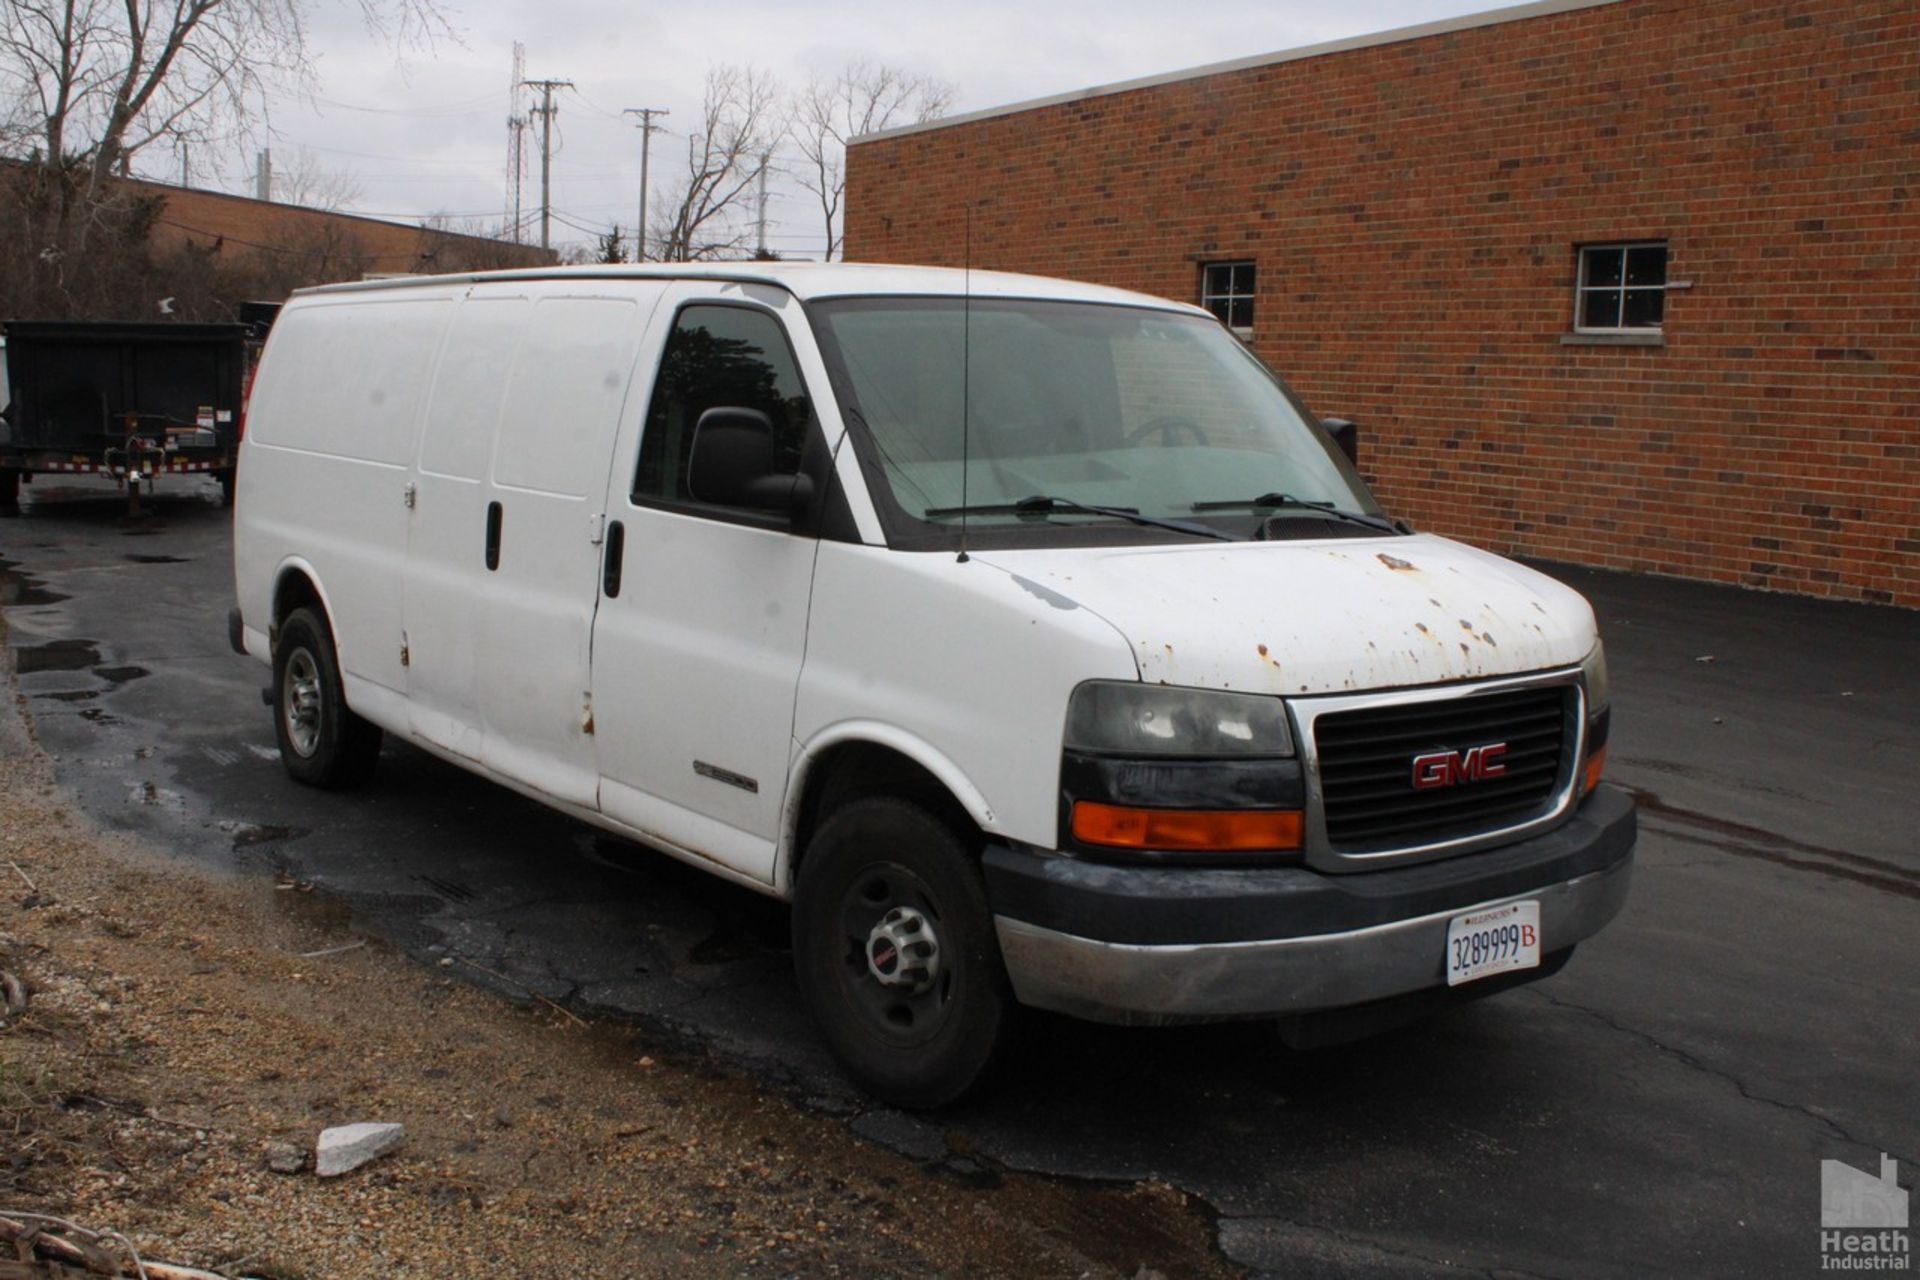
(1445, 900, 1540, 987)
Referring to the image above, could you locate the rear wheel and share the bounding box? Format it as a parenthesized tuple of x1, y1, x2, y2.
(273, 606, 382, 788)
(0, 469, 19, 511)
(792, 797, 1015, 1108)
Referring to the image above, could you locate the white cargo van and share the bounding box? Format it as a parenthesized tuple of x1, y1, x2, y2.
(231, 264, 1634, 1106)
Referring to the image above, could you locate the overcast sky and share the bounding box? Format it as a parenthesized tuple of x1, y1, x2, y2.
(142, 0, 1506, 258)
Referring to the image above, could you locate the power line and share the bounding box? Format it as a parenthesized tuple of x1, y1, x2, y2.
(262, 87, 499, 118)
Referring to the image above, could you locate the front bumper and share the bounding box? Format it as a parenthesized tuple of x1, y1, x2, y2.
(985, 784, 1636, 1025)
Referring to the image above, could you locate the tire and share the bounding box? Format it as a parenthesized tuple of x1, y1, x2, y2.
(0, 469, 19, 511)
(218, 470, 235, 507)
(791, 797, 1016, 1108)
(272, 606, 382, 788)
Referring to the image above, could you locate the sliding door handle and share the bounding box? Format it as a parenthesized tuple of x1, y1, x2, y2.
(602, 520, 625, 598)
(484, 501, 503, 570)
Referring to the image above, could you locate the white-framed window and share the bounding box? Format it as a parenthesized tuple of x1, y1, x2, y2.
(1201, 261, 1256, 336)
(1575, 242, 1668, 332)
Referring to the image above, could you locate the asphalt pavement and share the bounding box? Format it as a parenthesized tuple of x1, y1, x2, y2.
(2, 478, 1915, 1279)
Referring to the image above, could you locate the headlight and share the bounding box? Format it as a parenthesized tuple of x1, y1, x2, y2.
(1581, 641, 1609, 715)
(1064, 682, 1293, 757)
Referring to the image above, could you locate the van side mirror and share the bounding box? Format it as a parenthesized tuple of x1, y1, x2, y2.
(686, 406, 814, 516)
(1322, 418, 1359, 466)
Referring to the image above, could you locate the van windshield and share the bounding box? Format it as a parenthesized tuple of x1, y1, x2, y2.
(810, 296, 1384, 546)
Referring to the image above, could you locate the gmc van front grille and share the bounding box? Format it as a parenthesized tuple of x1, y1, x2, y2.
(1310, 684, 1574, 853)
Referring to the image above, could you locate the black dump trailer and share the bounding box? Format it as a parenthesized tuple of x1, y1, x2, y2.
(0, 320, 250, 511)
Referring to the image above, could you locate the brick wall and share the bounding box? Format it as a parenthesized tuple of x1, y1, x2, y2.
(139, 179, 553, 276)
(845, 0, 1920, 607)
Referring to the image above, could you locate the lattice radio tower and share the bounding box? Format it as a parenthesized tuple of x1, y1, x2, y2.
(505, 43, 529, 244)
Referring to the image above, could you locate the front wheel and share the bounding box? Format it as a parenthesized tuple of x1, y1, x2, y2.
(273, 606, 382, 788)
(791, 797, 1016, 1108)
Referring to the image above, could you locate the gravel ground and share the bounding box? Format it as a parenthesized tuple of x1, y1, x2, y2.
(0, 614, 1228, 1280)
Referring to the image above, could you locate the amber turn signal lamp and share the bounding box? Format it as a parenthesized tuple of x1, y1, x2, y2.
(1582, 745, 1608, 796)
(1071, 802, 1304, 852)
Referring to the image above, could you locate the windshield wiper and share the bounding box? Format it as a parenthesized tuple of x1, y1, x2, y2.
(1190, 492, 1401, 533)
(925, 494, 1236, 542)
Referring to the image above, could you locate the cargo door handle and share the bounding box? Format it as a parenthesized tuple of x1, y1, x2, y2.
(602, 521, 625, 598)
(485, 501, 503, 571)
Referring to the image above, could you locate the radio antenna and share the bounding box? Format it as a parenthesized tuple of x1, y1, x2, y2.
(958, 201, 972, 564)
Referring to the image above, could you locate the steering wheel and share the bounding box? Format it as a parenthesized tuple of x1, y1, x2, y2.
(1125, 416, 1208, 447)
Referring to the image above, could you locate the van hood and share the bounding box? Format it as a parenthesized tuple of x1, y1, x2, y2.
(972, 534, 1596, 697)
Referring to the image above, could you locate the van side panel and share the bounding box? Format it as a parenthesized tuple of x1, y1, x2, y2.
(404, 292, 531, 760)
(472, 290, 658, 806)
(237, 295, 452, 701)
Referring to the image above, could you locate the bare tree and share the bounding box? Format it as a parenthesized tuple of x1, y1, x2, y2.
(652, 65, 782, 262)
(270, 147, 363, 210)
(793, 59, 953, 261)
(0, 0, 451, 193)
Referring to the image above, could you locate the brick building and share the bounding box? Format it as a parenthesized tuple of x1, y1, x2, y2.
(139, 178, 553, 279)
(845, 0, 1919, 607)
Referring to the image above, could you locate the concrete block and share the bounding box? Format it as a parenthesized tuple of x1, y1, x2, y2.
(315, 1122, 405, 1177)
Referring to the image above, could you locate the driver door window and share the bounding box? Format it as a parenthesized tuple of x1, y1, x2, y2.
(634, 304, 810, 507)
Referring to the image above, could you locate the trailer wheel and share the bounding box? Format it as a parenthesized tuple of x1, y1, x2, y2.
(273, 607, 382, 788)
(791, 797, 1016, 1108)
(218, 470, 235, 507)
(0, 469, 18, 512)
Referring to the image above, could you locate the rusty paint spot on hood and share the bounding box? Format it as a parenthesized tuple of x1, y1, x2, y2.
(1377, 552, 1417, 571)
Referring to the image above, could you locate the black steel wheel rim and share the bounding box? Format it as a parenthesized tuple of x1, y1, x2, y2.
(834, 861, 954, 1048)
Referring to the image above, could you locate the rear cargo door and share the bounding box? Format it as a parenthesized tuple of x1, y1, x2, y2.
(470, 286, 659, 807)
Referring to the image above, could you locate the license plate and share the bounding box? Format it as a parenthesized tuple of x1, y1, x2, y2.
(1445, 900, 1540, 987)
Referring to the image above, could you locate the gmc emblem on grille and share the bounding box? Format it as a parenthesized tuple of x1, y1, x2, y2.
(1411, 743, 1509, 790)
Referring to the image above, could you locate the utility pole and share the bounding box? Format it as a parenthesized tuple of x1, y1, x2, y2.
(754, 149, 772, 258)
(523, 78, 571, 250)
(621, 107, 669, 262)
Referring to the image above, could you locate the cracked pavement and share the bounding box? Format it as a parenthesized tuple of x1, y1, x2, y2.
(3, 481, 1916, 1278)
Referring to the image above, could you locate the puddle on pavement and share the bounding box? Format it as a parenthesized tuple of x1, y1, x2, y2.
(78, 708, 119, 725)
(0, 557, 70, 607)
(15, 638, 103, 673)
(123, 554, 188, 565)
(125, 780, 185, 811)
(272, 879, 355, 933)
(220, 820, 309, 851)
(37, 690, 98, 703)
(92, 665, 149, 685)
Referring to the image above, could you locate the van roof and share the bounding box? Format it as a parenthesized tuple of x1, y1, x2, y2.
(293, 261, 1208, 316)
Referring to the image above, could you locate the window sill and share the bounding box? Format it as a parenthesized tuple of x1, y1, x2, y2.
(1561, 331, 1664, 347)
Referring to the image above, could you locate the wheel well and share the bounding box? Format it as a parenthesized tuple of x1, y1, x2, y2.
(792, 743, 978, 877)
(271, 569, 325, 642)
